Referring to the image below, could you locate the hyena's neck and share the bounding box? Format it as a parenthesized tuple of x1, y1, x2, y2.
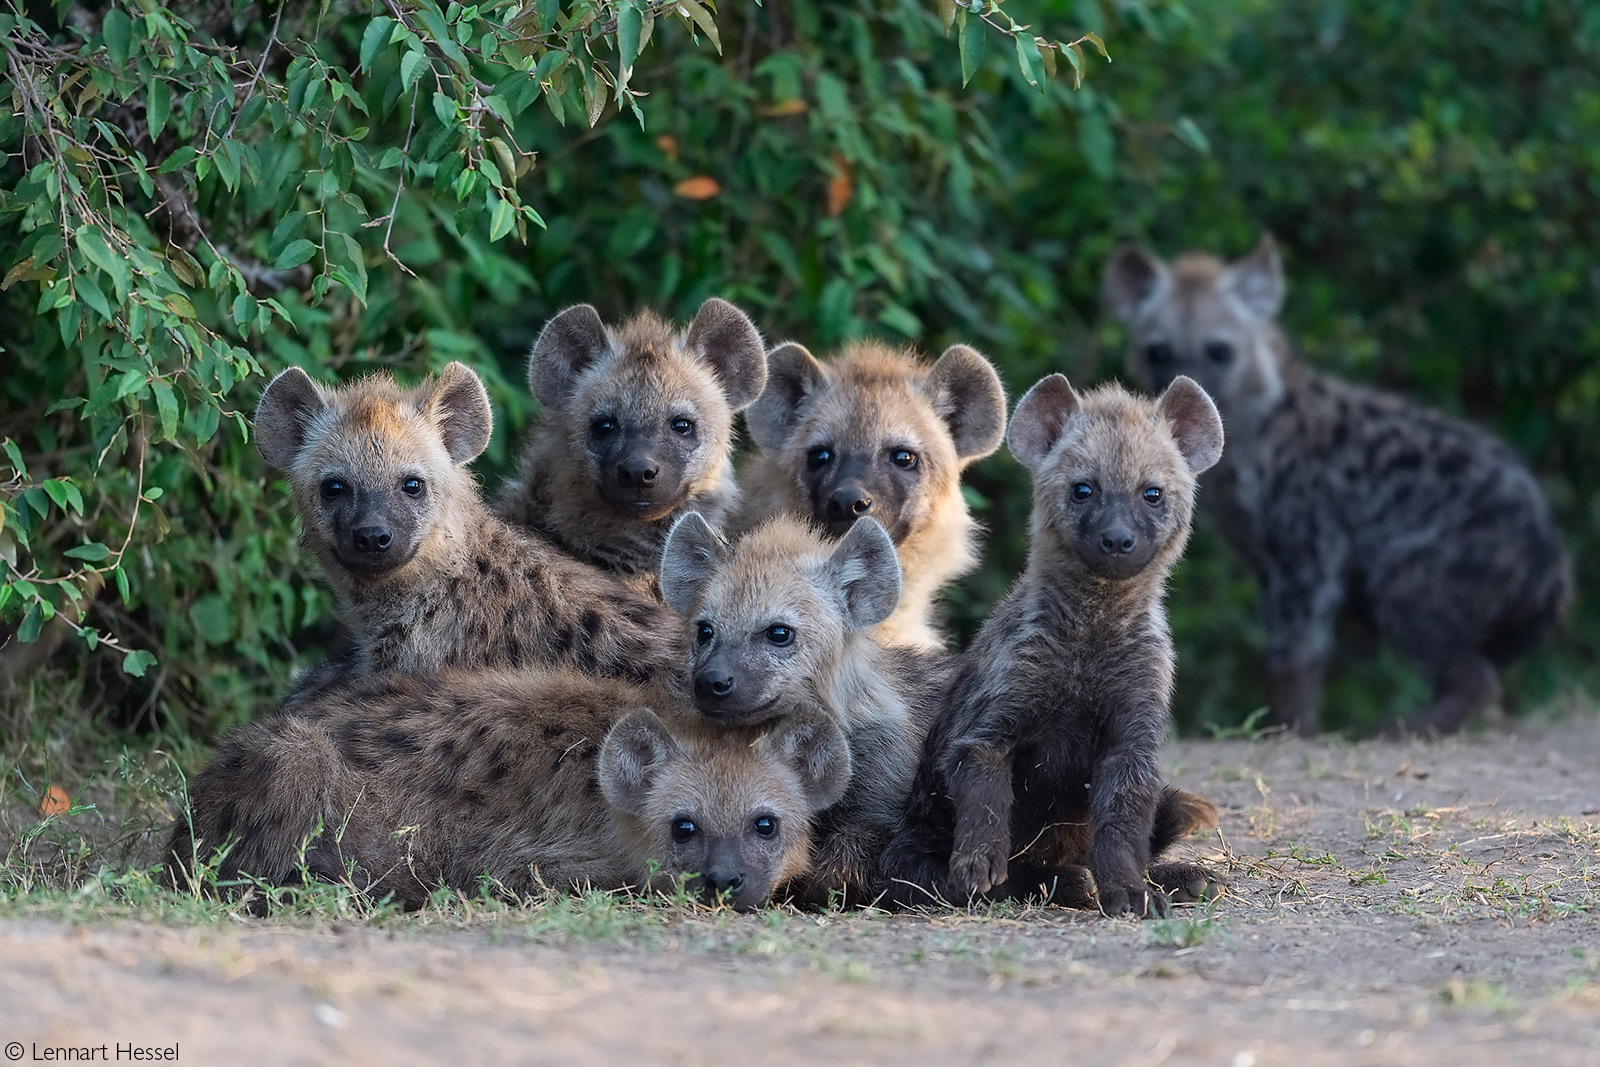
(1018, 536, 1171, 639)
(814, 633, 912, 730)
(875, 487, 978, 651)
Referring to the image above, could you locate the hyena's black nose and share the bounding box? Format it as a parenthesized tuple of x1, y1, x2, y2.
(1100, 528, 1137, 555)
(693, 668, 736, 702)
(826, 486, 872, 520)
(616, 456, 660, 489)
(706, 869, 745, 895)
(352, 526, 393, 553)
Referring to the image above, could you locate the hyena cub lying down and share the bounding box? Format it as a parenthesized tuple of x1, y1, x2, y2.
(495, 299, 767, 579)
(659, 511, 949, 906)
(1105, 236, 1572, 735)
(738, 340, 1007, 651)
(884, 375, 1225, 917)
(255, 362, 679, 689)
(165, 670, 849, 912)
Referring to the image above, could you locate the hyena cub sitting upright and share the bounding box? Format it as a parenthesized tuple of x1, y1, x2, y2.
(1105, 236, 1572, 735)
(255, 362, 678, 687)
(884, 376, 1224, 917)
(166, 669, 849, 912)
(738, 341, 1007, 650)
(495, 299, 767, 579)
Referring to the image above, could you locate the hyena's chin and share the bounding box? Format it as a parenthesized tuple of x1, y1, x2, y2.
(691, 691, 786, 724)
(1072, 540, 1159, 580)
(816, 510, 912, 546)
(598, 485, 683, 521)
(331, 543, 421, 578)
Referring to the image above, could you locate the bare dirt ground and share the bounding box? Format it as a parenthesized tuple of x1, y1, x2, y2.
(3, 719, 1597, 1066)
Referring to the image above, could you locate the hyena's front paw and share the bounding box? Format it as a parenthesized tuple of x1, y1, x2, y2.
(1098, 881, 1170, 919)
(1147, 861, 1225, 904)
(948, 838, 1009, 897)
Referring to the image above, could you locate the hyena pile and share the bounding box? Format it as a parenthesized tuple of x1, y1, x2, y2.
(171, 266, 1566, 915)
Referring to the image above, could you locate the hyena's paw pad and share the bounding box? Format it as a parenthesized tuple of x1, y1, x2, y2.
(949, 840, 1009, 897)
(1099, 882, 1171, 919)
(1147, 861, 1226, 904)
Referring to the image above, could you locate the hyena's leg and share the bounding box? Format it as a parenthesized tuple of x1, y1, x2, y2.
(945, 741, 1016, 897)
(1146, 861, 1225, 905)
(1259, 547, 1346, 736)
(1404, 648, 1501, 736)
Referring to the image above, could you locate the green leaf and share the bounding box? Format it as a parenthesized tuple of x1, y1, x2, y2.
(17, 604, 44, 644)
(121, 649, 157, 677)
(957, 10, 985, 87)
(432, 91, 456, 126)
(148, 79, 172, 140)
(114, 567, 131, 605)
(400, 49, 427, 91)
(360, 16, 395, 72)
(64, 542, 111, 562)
(1081, 31, 1110, 61)
(675, 0, 721, 54)
(75, 227, 130, 292)
(618, 1, 644, 88)
(1015, 34, 1048, 91)
(274, 239, 317, 270)
(41, 479, 71, 511)
(157, 145, 197, 174)
(488, 195, 516, 241)
(1174, 116, 1211, 154)
(103, 9, 132, 66)
(151, 379, 180, 441)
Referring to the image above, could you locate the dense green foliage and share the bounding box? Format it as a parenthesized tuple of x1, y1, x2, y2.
(0, 0, 1593, 756)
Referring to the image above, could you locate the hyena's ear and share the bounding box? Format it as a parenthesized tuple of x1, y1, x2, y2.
(255, 366, 327, 470)
(1007, 374, 1082, 471)
(1103, 242, 1169, 324)
(599, 708, 685, 817)
(1226, 233, 1285, 320)
(762, 712, 852, 812)
(425, 362, 494, 464)
(927, 344, 1007, 461)
(528, 304, 611, 408)
(1158, 376, 1225, 474)
(659, 511, 728, 616)
(744, 342, 826, 451)
(685, 297, 767, 411)
(824, 517, 902, 630)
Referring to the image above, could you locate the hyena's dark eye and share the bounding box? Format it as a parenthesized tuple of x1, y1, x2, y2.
(1205, 341, 1234, 364)
(1071, 483, 1094, 501)
(807, 447, 832, 470)
(765, 624, 794, 646)
(671, 417, 695, 436)
(752, 814, 779, 838)
(1143, 486, 1164, 506)
(890, 449, 918, 470)
(320, 479, 347, 499)
(1146, 342, 1174, 365)
(696, 622, 715, 645)
(671, 818, 698, 843)
(591, 416, 618, 436)
(401, 477, 426, 497)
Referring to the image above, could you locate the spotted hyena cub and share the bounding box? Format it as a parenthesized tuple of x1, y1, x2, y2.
(495, 299, 767, 579)
(1104, 235, 1572, 735)
(165, 669, 849, 912)
(884, 376, 1224, 916)
(660, 511, 947, 904)
(254, 362, 678, 687)
(738, 341, 1007, 650)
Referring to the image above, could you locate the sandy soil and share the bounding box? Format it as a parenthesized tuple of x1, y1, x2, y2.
(3, 720, 1597, 1066)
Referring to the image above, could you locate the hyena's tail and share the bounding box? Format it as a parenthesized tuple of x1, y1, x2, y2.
(1149, 786, 1219, 859)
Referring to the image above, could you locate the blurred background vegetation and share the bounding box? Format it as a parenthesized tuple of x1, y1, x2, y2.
(1, 0, 1595, 776)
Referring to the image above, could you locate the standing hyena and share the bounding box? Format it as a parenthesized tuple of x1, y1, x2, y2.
(254, 361, 679, 688)
(1104, 235, 1572, 735)
(883, 376, 1224, 916)
(494, 299, 767, 579)
(165, 669, 850, 912)
(738, 340, 1007, 650)
(659, 511, 951, 905)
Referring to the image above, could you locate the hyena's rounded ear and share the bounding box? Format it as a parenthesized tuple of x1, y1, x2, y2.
(599, 708, 684, 817)
(426, 362, 494, 464)
(1007, 374, 1082, 471)
(825, 517, 902, 630)
(1103, 242, 1169, 324)
(1158, 376, 1224, 474)
(659, 511, 728, 617)
(1226, 233, 1285, 321)
(528, 304, 610, 408)
(685, 297, 767, 411)
(762, 712, 852, 812)
(744, 342, 826, 451)
(927, 344, 1007, 461)
(254, 366, 327, 471)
